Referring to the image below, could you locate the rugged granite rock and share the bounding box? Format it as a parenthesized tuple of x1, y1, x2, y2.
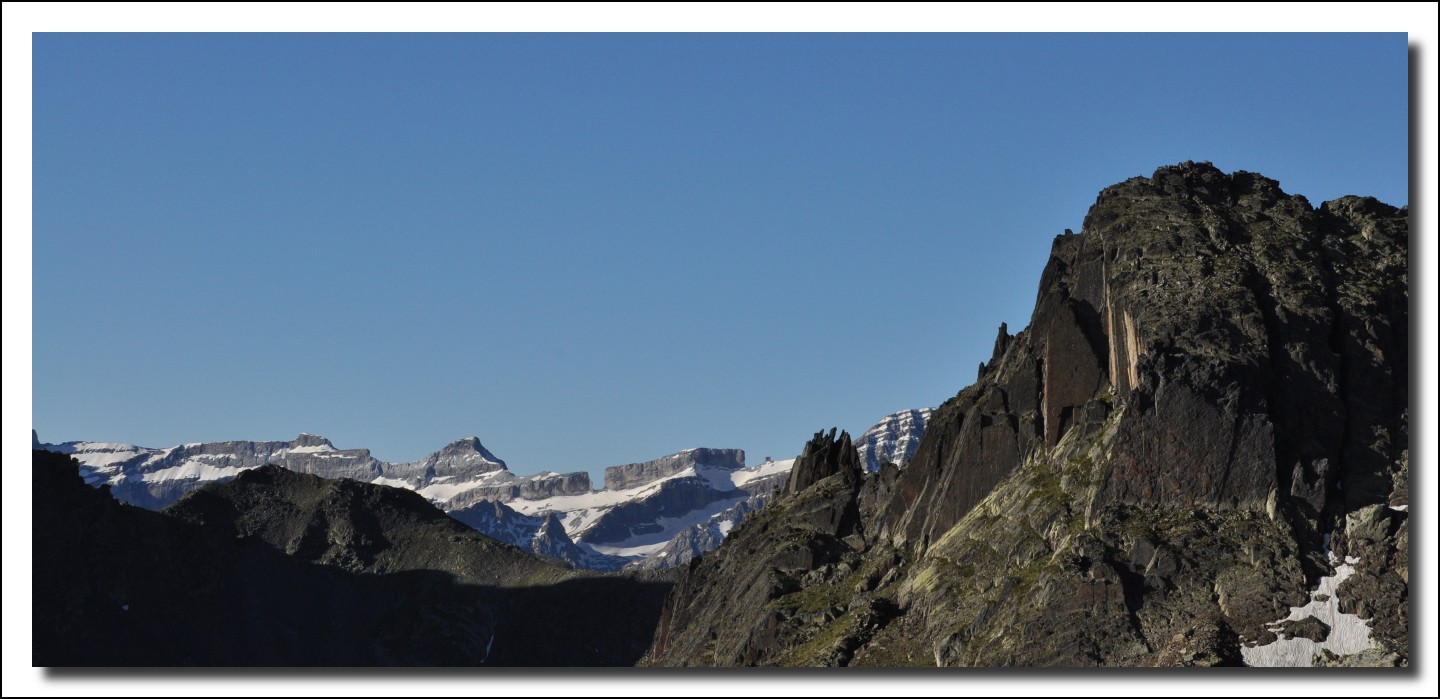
(33, 450, 671, 666)
(786, 429, 863, 497)
(644, 162, 1408, 668)
(646, 430, 879, 666)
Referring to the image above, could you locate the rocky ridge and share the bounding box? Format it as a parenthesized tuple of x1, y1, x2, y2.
(644, 162, 1409, 668)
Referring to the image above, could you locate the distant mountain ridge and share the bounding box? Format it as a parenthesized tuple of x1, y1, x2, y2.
(34, 431, 792, 571)
(32, 430, 573, 511)
(35, 406, 930, 572)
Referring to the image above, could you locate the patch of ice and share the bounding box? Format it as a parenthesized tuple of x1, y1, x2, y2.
(1389, 504, 1408, 512)
(1240, 554, 1374, 667)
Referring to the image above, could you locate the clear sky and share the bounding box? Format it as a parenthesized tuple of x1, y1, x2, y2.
(31, 32, 1408, 482)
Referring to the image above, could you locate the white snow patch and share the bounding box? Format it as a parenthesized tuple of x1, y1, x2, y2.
(141, 460, 252, 483)
(717, 519, 735, 535)
(507, 469, 693, 538)
(1240, 555, 1375, 667)
(370, 477, 412, 489)
(416, 479, 491, 503)
(587, 540, 671, 558)
(281, 443, 338, 454)
(731, 458, 793, 487)
(1389, 504, 1408, 512)
(64, 443, 153, 467)
(141, 448, 177, 467)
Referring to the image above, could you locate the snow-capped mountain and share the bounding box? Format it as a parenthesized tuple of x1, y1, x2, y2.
(34, 430, 789, 571)
(853, 408, 932, 472)
(505, 450, 792, 568)
(625, 492, 773, 571)
(33, 431, 590, 511)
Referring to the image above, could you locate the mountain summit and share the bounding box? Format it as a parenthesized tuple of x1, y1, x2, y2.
(645, 162, 1409, 668)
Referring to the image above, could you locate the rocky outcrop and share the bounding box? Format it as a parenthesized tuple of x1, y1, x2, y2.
(645, 163, 1408, 668)
(603, 448, 746, 490)
(786, 429, 862, 497)
(396, 436, 508, 480)
(646, 431, 876, 666)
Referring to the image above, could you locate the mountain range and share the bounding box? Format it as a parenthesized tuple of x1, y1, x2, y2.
(34, 408, 928, 572)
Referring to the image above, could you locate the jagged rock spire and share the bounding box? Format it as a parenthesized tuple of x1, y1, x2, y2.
(785, 427, 862, 496)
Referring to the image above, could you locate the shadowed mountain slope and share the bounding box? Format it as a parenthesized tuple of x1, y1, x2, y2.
(33, 451, 671, 666)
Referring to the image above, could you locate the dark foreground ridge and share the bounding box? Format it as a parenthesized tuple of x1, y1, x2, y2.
(644, 162, 1408, 667)
(32, 451, 671, 666)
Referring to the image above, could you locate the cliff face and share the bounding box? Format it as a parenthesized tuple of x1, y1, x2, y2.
(645, 163, 1408, 668)
(603, 448, 747, 490)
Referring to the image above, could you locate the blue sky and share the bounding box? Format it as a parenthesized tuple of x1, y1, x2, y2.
(31, 32, 1409, 481)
